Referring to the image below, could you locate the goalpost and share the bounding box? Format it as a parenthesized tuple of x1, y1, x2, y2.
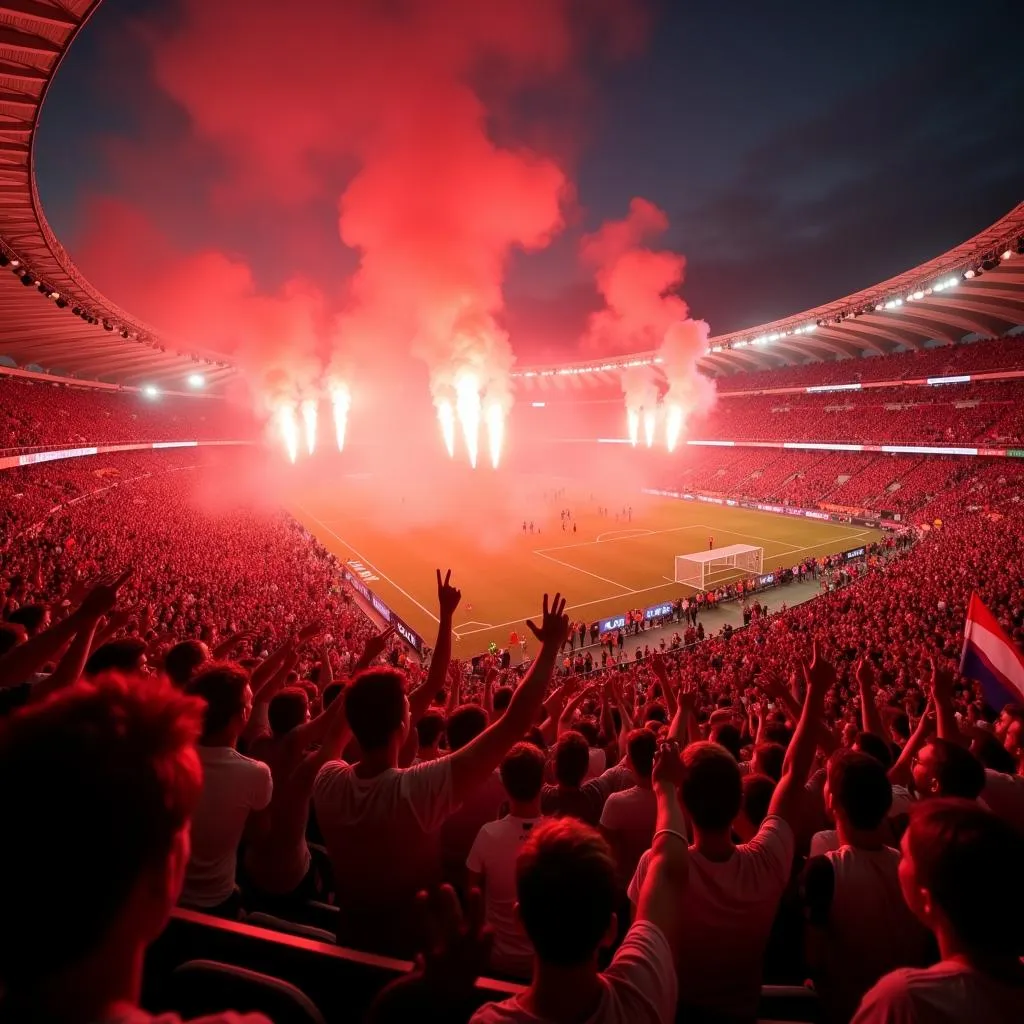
(674, 543, 764, 590)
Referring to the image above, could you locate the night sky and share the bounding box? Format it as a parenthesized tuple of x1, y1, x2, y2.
(36, 0, 1024, 360)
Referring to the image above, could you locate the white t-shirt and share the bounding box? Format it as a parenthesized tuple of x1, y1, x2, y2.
(852, 961, 1024, 1024)
(585, 746, 607, 782)
(599, 786, 657, 883)
(628, 815, 795, 1019)
(181, 746, 272, 908)
(469, 921, 677, 1024)
(803, 846, 931, 1024)
(467, 815, 544, 978)
(313, 757, 455, 952)
(982, 769, 1024, 831)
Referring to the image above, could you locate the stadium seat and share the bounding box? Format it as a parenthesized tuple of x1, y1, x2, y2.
(144, 909, 522, 1022)
(164, 959, 327, 1024)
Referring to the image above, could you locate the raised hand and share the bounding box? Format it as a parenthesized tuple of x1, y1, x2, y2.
(856, 656, 876, 691)
(78, 568, 132, 620)
(414, 884, 493, 996)
(927, 656, 954, 703)
(802, 640, 836, 696)
(526, 593, 570, 650)
(360, 624, 396, 664)
(652, 740, 685, 789)
(436, 569, 462, 618)
(678, 679, 698, 718)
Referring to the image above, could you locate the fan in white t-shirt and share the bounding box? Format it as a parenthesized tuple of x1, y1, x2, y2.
(628, 639, 834, 1021)
(181, 663, 272, 911)
(852, 799, 1024, 1024)
(469, 740, 691, 1024)
(600, 728, 657, 885)
(800, 750, 931, 1024)
(314, 580, 572, 956)
(467, 742, 548, 979)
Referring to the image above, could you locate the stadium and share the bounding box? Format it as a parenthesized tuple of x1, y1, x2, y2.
(1, 3, 1023, 1024)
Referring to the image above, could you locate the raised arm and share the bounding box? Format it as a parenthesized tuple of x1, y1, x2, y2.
(889, 701, 935, 788)
(635, 741, 689, 958)
(0, 570, 129, 690)
(449, 594, 569, 806)
(414, 570, 461, 726)
(557, 681, 597, 737)
(242, 648, 297, 746)
(929, 658, 966, 747)
(351, 624, 397, 677)
(649, 653, 677, 718)
(769, 642, 832, 828)
(482, 665, 496, 721)
(30, 611, 101, 703)
(856, 657, 887, 739)
(667, 679, 697, 746)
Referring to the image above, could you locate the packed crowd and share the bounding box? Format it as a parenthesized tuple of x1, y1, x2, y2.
(1, 431, 1023, 1023)
(701, 381, 1024, 447)
(655, 448, 1024, 523)
(715, 334, 1024, 392)
(0, 375, 249, 450)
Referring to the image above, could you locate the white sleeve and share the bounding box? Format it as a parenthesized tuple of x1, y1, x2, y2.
(850, 971, 918, 1024)
(466, 824, 488, 874)
(745, 814, 795, 890)
(602, 920, 678, 1024)
(402, 757, 456, 832)
(600, 792, 621, 830)
(809, 829, 839, 858)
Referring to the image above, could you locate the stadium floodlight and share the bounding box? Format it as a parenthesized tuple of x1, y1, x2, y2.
(674, 544, 764, 591)
(187, 373, 205, 389)
(142, 385, 160, 399)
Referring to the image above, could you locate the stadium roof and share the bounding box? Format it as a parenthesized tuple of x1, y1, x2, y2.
(0, 1, 1020, 393)
(0, 0, 234, 390)
(514, 201, 1024, 390)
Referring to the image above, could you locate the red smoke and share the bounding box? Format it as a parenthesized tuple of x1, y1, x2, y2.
(69, 0, 646, 434)
(581, 198, 717, 443)
(581, 197, 689, 355)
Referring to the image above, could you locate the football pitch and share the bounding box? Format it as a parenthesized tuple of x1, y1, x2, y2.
(289, 479, 881, 656)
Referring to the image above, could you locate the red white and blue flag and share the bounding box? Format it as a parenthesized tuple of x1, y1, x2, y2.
(960, 592, 1024, 711)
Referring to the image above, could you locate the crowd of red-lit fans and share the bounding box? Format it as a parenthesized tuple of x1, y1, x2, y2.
(2, 338, 1024, 1024)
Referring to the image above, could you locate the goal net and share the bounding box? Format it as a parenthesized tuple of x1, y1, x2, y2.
(674, 543, 764, 590)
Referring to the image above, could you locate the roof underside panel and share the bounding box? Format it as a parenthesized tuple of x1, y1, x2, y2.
(0, 0, 236, 390)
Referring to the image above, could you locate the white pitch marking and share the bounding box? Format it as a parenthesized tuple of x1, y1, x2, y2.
(295, 505, 441, 625)
(594, 528, 654, 542)
(532, 549, 637, 594)
(455, 580, 685, 637)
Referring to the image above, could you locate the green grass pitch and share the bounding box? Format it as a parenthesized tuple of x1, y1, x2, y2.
(290, 479, 882, 657)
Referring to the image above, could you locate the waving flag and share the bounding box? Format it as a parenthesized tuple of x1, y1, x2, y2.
(960, 592, 1024, 711)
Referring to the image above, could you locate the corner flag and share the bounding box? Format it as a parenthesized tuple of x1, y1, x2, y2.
(960, 592, 1024, 711)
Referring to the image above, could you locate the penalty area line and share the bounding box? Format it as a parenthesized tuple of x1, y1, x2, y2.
(532, 549, 636, 594)
(595, 528, 654, 542)
(294, 505, 441, 626)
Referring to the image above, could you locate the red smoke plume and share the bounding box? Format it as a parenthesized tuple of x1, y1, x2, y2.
(69, 0, 646, 447)
(581, 198, 717, 445)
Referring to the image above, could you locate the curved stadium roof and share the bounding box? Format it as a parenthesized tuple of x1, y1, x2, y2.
(0, 0, 234, 390)
(0, 1, 1021, 393)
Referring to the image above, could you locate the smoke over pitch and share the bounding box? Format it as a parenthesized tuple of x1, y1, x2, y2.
(70, 0, 644, 468)
(581, 199, 716, 450)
